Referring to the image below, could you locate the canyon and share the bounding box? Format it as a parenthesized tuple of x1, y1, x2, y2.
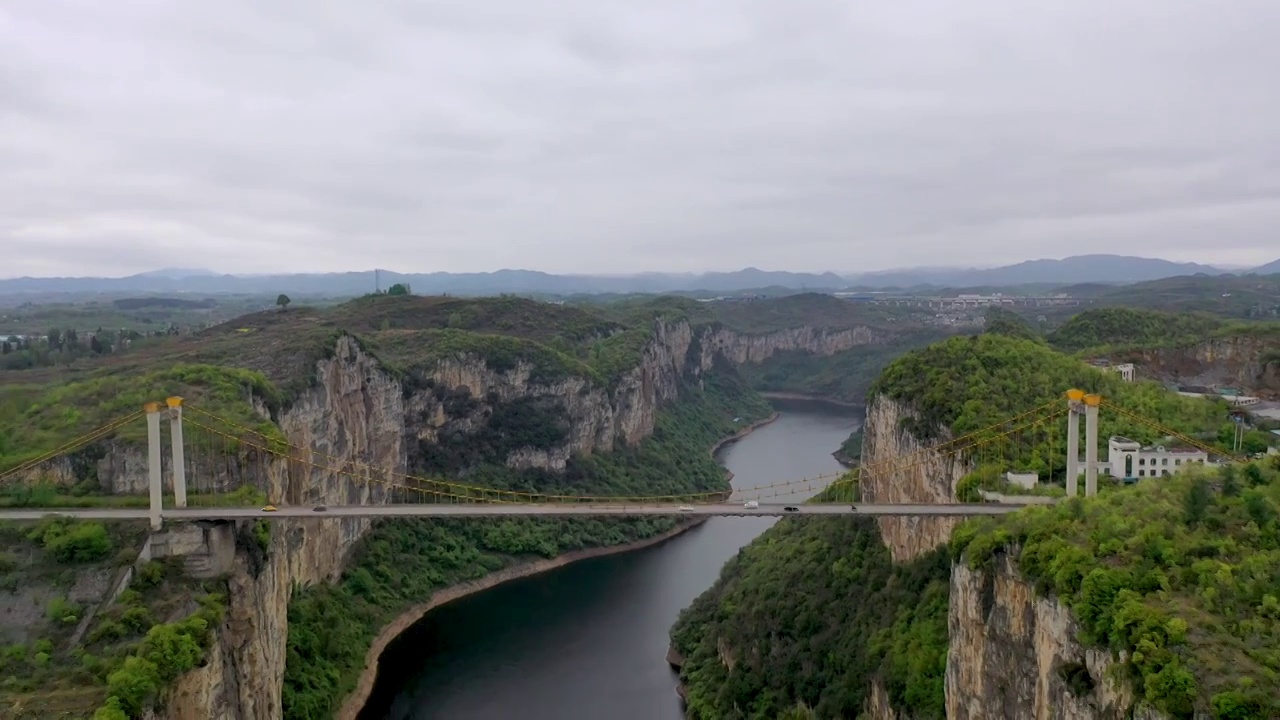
(78, 318, 876, 718)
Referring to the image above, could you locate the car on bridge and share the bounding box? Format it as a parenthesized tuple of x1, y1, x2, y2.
(784, 506, 799, 512)
(678, 505, 695, 512)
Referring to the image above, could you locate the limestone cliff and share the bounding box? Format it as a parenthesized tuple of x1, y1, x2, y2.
(946, 552, 1169, 720)
(859, 396, 972, 561)
(146, 319, 878, 718)
(1115, 332, 1280, 398)
(698, 325, 885, 366)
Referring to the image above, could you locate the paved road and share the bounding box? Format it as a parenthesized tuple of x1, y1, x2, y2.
(0, 502, 1034, 521)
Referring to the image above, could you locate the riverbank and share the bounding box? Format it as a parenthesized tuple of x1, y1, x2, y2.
(710, 412, 778, 484)
(339, 414, 782, 719)
(337, 518, 708, 720)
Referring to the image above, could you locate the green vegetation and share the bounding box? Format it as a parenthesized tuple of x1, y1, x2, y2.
(870, 333, 1226, 455)
(0, 364, 283, 474)
(281, 371, 773, 718)
(953, 457, 1280, 718)
(1048, 307, 1224, 353)
(672, 331, 1245, 718)
(736, 330, 950, 403)
(366, 328, 602, 386)
(1085, 273, 1280, 320)
(670, 510, 952, 718)
(835, 428, 862, 466)
(0, 518, 228, 717)
(983, 306, 1043, 342)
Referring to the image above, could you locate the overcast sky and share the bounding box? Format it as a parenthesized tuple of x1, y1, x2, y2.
(3, 1, 1280, 278)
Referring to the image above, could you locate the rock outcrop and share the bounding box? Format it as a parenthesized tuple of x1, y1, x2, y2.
(142, 319, 882, 718)
(946, 552, 1169, 720)
(859, 396, 972, 561)
(1116, 332, 1280, 398)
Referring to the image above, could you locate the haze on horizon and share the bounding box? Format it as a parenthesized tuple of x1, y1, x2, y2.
(3, 1, 1280, 279)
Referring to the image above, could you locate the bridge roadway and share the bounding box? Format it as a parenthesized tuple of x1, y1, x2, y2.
(0, 502, 1032, 522)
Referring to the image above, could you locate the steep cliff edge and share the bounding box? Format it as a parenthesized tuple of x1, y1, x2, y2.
(670, 334, 1254, 720)
(946, 553, 1167, 720)
(860, 396, 970, 561)
(169, 315, 879, 719)
(1114, 332, 1280, 398)
(0, 292, 939, 718)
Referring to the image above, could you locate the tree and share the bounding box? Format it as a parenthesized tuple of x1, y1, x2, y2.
(1183, 475, 1211, 527)
(276, 294, 291, 312)
(387, 283, 410, 296)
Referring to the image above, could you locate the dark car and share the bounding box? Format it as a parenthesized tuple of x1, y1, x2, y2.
(313, 505, 328, 512)
(850, 505, 858, 511)
(784, 506, 800, 512)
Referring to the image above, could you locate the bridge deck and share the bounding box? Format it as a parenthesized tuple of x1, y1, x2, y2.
(0, 502, 1033, 521)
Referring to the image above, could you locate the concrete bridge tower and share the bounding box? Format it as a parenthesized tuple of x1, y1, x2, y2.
(1064, 389, 1101, 497)
(144, 397, 190, 530)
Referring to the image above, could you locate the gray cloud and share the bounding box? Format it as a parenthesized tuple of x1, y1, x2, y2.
(3, 0, 1280, 277)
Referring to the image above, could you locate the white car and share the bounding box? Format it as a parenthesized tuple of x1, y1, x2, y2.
(743, 501, 759, 509)
(678, 505, 695, 512)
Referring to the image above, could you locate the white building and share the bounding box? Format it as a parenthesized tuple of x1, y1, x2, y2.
(1089, 360, 1135, 382)
(1004, 472, 1039, 490)
(1103, 436, 1213, 480)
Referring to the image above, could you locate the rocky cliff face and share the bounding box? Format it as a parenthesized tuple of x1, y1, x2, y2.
(150, 320, 876, 718)
(947, 552, 1169, 720)
(698, 325, 885, 366)
(1117, 333, 1280, 398)
(859, 396, 972, 561)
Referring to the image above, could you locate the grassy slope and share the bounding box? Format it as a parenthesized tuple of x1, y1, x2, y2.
(670, 335, 1235, 718)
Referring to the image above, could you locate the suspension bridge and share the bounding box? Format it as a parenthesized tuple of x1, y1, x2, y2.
(0, 390, 1237, 527)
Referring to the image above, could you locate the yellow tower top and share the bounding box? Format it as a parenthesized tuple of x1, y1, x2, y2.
(1066, 389, 1085, 401)
(1083, 394, 1102, 407)
(166, 396, 184, 408)
(143, 401, 161, 413)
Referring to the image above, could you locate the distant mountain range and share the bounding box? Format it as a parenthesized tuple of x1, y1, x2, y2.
(1, 255, 1276, 298)
(1252, 257, 1280, 275)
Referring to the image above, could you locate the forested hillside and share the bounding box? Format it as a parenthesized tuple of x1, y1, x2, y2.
(670, 333, 1237, 719)
(1047, 307, 1223, 353)
(954, 457, 1280, 717)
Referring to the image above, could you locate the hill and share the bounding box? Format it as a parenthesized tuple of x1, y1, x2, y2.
(856, 254, 1226, 288)
(670, 334, 1251, 719)
(1046, 307, 1225, 353)
(0, 255, 1235, 298)
(1250, 258, 1280, 275)
(1089, 274, 1280, 319)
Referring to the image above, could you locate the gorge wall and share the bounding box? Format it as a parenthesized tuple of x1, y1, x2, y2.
(1117, 332, 1280, 398)
(143, 319, 877, 718)
(859, 395, 972, 561)
(947, 552, 1167, 720)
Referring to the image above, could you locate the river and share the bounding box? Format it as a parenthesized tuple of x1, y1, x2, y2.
(360, 399, 861, 720)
